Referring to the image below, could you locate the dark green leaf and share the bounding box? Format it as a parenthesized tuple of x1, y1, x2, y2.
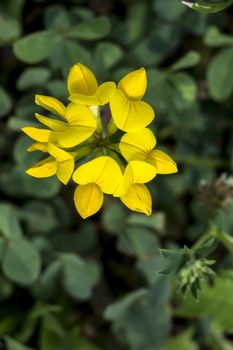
(0, 203, 23, 239)
(68, 16, 111, 40)
(155, 0, 186, 20)
(17, 67, 51, 90)
(0, 87, 11, 118)
(176, 275, 233, 332)
(2, 238, 41, 285)
(5, 337, 34, 350)
(204, 26, 233, 47)
(207, 47, 233, 100)
(61, 254, 100, 301)
(13, 30, 59, 64)
(117, 227, 158, 259)
(171, 51, 201, 71)
(0, 15, 21, 44)
(181, 0, 233, 13)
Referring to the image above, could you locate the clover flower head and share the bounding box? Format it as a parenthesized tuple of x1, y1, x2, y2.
(22, 63, 178, 218)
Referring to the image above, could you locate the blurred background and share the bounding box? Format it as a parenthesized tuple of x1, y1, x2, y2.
(0, 0, 233, 349)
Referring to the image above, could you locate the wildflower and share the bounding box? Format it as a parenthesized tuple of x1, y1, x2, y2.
(22, 62, 178, 218)
(22, 98, 97, 148)
(114, 161, 156, 215)
(68, 63, 116, 106)
(119, 128, 178, 174)
(26, 142, 74, 185)
(72, 156, 122, 218)
(109, 68, 155, 132)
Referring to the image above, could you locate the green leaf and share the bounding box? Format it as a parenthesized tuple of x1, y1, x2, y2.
(167, 329, 198, 350)
(159, 248, 187, 275)
(207, 47, 233, 100)
(132, 24, 180, 66)
(117, 227, 158, 259)
(0, 15, 21, 44)
(51, 222, 97, 255)
(17, 67, 51, 90)
(104, 278, 171, 350)
(57, 40, 91, 76)
(5, 337, 34, 350)
(127, 212, 165, 233)
(125, 2, 149, 44)
(204, 26, 233, 47)
(46, 80, 66, 100)
(34, 260, 62, 300)
(95, 42, 123, 72)
(181, 0, 233, 13)
(0, 203, 23, 239)
(0, 277, 14, 302)
(169, 72, 197, 109)
(2, 238, 41, 285)
(104, 289, 148, 320)
(13, 30, 59, 64)
(61, 254, 100, 301)
(44, 4, 70, 30)
(171, 51, 201, 71)
(40, 315, 66, 350)
(0, 87, 11, 118)
(13, 135, 40, 167)
(68, 16, 111, 40)
(102, 201, 127, 234)
(176, 275, 233, 332)
(22, 201, 58, 234)
(155, 0, 186, 20)
(0, 165, 61, 198)
(0, 0, 25, 20)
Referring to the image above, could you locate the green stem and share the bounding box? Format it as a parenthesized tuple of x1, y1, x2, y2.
(191, 227, 216, 251)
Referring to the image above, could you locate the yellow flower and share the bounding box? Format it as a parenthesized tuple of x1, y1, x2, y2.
(109, 68, 155, 132)
(114, 160, 157, 216)
(21, 63, 178, 219)
(22, 96, 97, 148)
(119, 128, 178, 174)
(68, 63, 116, 106)
(26, 143, 74, 185)
(72, 156, 122, 218)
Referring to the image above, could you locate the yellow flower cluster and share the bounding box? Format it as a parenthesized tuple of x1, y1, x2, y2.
(22, 63, 177, 218)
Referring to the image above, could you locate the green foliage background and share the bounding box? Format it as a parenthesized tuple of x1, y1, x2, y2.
(0, 0, 233, 349)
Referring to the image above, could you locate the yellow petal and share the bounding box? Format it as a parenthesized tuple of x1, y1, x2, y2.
(120, 128, 156, 161)
(120, 183, 152, 216)
(109, 89, 155, 132)
(56, 159, 74, 185)
(27, 142, 48, 153)
(67, 63, 98, 95)
(69, 94, 99, 105)
(47, 143, 72, 161)
(148, 150, 178, 174)
(114, 160, 156, 197)
(55, 126, 95, 148)
(26, 156, 57, 178)
(35, 113, 67, 131)
(118, 67, 147, 100)
(94, 82, 116, 105)
(47, 144, 74, 184)
(125, 160, 157, 185)
(22, 127, 54, 143)
(72, 156, 122, 194)
(35, 95, 66, 119)
(65, 103, 97, 127)
(74, 183, 103, 218)
(69, 82, 116, 106)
